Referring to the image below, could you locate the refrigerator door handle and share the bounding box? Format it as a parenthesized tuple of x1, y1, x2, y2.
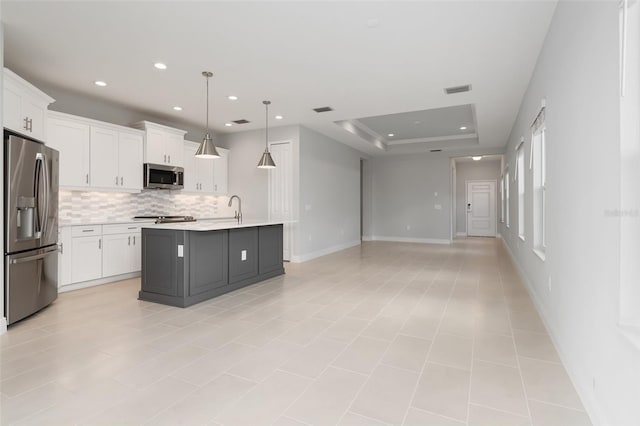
(9, 245, 59, 264)
(41, 152, 50, 238)
(33, 153, 44, 238)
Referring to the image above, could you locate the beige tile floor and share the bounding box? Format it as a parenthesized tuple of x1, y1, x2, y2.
(0, 239, 593, 426)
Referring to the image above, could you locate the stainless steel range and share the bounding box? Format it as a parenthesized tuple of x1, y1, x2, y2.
(134, 215, 196, 224)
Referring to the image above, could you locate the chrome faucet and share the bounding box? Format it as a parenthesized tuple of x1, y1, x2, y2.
(228, 195, 242, 223)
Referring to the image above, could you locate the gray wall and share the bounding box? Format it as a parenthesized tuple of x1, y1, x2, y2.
(218, 126, 300, 222)
(455, 160, 501, 234)
(297, 126, 362, 259)
(501, 2, 638, 425)
(369, 153, 451, 242)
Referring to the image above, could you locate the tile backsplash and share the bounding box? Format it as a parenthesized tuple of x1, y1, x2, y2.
(59, 190, 227, 224)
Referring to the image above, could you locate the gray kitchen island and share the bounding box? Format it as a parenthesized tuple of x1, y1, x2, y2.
(138, 220, 284, 307)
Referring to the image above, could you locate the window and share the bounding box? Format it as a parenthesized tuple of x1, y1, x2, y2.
(517, 145, 525, 240)
(505, 170, 510, 228)
(500, 176, 505, 223)
(532, 107, 546, 256)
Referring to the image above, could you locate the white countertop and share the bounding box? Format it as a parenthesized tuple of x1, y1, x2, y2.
(59, 217, 236, 227)
(142, 219, 285, 231)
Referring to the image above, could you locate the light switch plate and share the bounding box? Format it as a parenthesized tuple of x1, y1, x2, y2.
(177, 245, 184, 258)
(241, 250, 247, 261)
(434, 204, 442, 210)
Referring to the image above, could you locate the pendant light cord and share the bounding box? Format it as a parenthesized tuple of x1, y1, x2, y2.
(205, 76, 210, 134)
(265, 101, 269, 151)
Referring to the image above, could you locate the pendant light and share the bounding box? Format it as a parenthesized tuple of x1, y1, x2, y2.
(257, 100, 276, 169)
(195, 71, 220, 158)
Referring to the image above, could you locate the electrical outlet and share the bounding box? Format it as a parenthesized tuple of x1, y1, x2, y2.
(177, 245, 184, 258)
(241, 250, 247, 261)
(434, 204, 442, 210)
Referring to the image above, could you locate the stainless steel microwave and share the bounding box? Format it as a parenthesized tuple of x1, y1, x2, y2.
(143, 163, 184, 189)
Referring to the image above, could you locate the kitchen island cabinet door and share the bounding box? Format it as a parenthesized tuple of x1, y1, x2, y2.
(141, 229, 181, 297)
(188, 230, 228, 296)
(228, 227, 258, 284)
(259, 225, 284, 275)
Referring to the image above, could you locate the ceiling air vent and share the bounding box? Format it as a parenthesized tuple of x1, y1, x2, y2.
(444, 84, 472, 95)
(232, 119, 250, 125)
(313, 106, 333, 113)
(430, 149, 442, 152)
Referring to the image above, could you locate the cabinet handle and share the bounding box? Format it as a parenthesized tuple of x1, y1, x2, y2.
(23, 117, 29, 131)
(115, 176, 119, 185)
(59, 242, 63, 254)
(164, 154, 167, 163)
(133, 235, 136, 245)
(127, 227, 136, 230)
(82, 229, 94, 233)
(86, 174, 89, 184)
(98, 239, 102, 249)
(128, 236, 131, 246)
(121, 177, 123, 186)
(214, 184, 217, 192)
(168, 155, 171, 163)
(28, 118, 33, 132)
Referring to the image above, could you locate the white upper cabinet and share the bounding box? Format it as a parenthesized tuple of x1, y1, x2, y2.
(90, 126, 119, 188)
(47, 111, 143, 191)
(132, 121, 186, 167)
(183, 141, 227, 194)
(118, 132, 143, 190)
(47, 115, 91, 187)
(3, 68, 55, 141)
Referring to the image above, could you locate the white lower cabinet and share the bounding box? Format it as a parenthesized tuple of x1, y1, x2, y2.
(58, 227, 73, 287)
(102, 224, 142, 276)
(63, 223, 145, 289)
(71, 234, 103, 283)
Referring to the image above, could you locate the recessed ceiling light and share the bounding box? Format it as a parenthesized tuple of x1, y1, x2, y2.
(460, 126, 467, 130)
(173, 106, 182, 111)
(94, 80, 107, 87)
(275, 115, 283, 120)
(472, 156, 482, 161)
(224, 123, 233, 127)
(388, 133, 395, 137)
(154, 62, 167, 70)
(227, 95, 238, 101)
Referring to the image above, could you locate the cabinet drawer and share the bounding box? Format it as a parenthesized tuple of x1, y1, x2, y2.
(103, 223, 141, 235)
(71, 225, 102, 237)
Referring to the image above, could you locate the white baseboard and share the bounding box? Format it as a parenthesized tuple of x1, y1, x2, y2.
(291, 240, 361, 263)
(362, 235, 373, 242)
(59, 272, 140, 293)
(500, 239, 605, 426)
(456, 232, 468, 237)
(370, 235, 451, 245)
(0, 317, 7, 335)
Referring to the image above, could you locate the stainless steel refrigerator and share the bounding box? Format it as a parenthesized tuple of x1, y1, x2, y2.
(4, 130, 59, 325)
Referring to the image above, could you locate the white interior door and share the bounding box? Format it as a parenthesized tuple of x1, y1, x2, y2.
(268, 141, 292, 261)
(466, 180, 497, 237)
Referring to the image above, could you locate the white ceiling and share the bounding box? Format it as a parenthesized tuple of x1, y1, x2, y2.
(1, 1, 557, 156)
